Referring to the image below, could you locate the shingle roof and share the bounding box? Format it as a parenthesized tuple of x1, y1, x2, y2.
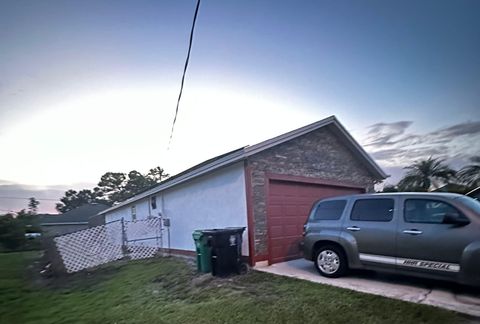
(101, 115, 387, 215)
(40, 204, 110, 225)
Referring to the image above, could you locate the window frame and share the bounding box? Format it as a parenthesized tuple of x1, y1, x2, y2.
(151, 196, 157, 210)
(403, 198, 465, 224)
(131, 205, 137, 221)
(350, 198, 395, 222)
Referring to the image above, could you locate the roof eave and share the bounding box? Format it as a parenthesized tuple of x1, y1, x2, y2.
(100, 149, 246, 215)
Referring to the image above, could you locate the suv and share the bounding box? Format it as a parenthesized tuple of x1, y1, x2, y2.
(302, 193, 480, 286)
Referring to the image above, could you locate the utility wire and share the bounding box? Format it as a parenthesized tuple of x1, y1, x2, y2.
(167, 0, 201, 149)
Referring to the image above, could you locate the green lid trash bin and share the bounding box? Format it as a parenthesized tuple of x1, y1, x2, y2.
(192, 230, 212, 273)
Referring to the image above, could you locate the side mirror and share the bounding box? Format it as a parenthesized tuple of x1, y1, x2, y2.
(443, 213, 470, 226)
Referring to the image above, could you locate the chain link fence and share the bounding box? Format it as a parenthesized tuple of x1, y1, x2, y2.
(54, 217, 163, 273)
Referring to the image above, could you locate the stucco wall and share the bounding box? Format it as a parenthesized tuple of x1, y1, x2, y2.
(246, 126, 379, 257)
(105, 199, 152, 223)
(104, 162, 249, 255)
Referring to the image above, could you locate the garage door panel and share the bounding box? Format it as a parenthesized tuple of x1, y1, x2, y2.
(267, 179, 362, 264)
(268, 216, 301, 226)
(283, 224, 298, 236)
(269, 225, 283, 238)
(285, 205, 298, 216)
(269, 205, 283, 216)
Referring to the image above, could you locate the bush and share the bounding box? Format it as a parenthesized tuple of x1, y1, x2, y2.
(0, 214, 27, 251)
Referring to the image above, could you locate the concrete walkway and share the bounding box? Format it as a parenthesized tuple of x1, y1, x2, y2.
(255, 259, 480, 318)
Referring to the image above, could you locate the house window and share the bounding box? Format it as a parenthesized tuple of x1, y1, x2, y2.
(131, 205, 136, 221)
(151, 196, 157, 210)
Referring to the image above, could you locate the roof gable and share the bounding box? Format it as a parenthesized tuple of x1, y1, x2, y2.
(101, 116, 386, 214)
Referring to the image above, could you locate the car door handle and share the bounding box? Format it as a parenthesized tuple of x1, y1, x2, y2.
(402, 229, 423, 235)
(347, 226, 360, 231)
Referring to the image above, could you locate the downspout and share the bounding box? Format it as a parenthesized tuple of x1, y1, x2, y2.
(161, 194, 170, 255)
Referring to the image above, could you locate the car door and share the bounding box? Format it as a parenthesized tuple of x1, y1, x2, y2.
(342, 197, 397, 270)
(396, 197, 473, 279)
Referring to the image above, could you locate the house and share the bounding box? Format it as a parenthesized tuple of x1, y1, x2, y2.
(40, 203, 109, 236)
(466, 187, 480, 200)
(433, 183, 470, 194)
(100, 116, 387, 266)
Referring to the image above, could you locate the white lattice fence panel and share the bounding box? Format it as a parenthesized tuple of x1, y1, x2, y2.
(125, 217, 162, 259)
(54, 221, 124, 273)
(127, 244, 159, 260)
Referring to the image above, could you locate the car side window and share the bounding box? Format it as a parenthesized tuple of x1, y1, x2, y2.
(404, 199, 462, 224)
(312, 200, 347, 221)
(350, 199, 394, 222)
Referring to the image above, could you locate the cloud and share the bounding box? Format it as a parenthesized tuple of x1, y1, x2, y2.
(365, 121, 413, 146)
(363, 120, 480, 171)
(428, 121, 480, 140)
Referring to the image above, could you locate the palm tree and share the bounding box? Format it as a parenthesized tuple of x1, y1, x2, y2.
(458, 156, 480, 188)
(397, 157, 456, 191)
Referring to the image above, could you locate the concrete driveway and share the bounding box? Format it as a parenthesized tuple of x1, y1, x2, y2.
(255, 259, 480, 318)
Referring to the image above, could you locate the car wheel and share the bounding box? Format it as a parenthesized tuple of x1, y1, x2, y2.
(314, 245, 348, 278)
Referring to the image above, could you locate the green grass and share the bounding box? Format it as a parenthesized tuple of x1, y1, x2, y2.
(0, 252, 467, 324)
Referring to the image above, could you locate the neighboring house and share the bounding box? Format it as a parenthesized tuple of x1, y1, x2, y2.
(433, 183, 470, 194)
(466, 187, 480, 200)
(40, 203, 109, 236)
(100, 116, 387, 266)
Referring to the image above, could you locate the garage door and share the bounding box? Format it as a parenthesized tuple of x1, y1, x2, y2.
(267, 180, 363, 264)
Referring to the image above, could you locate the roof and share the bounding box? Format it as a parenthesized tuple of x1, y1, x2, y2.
(40, 203, 110, 225)
(101, 115, 387, 215)
(466, 187, 480, 198)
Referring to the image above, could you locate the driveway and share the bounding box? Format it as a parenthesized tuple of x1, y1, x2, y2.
(255, 259, 480, 318)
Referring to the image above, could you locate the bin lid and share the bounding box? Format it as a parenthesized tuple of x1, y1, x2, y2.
(202, 227, 245, 235)
(192, 230, 204, 239)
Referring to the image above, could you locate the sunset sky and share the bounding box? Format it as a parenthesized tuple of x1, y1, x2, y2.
(1, 0, 479, 213)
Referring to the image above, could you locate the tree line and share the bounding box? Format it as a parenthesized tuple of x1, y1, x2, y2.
(383, 156, 480, 192)
(0, 167, 169, 251)
(56, 166, 169, 213)
(0, 198, 42, 251)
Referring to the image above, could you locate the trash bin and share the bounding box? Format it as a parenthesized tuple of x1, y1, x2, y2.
(192, 230, 212, 273)
(202, 227, 246, 276)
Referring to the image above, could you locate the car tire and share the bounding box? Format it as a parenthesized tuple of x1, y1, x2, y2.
(314, 245, 348, 278)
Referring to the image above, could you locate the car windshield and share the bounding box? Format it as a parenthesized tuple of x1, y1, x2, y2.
(456, 196, 480, 215)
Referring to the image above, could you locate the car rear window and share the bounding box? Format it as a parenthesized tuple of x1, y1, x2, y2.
(404, 199, 462, 223)
(350, 199, 394, 222)
(312, 200, 347, 221)
(456, 196, 480, 215)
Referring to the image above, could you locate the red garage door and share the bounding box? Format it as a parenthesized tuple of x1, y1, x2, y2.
(267, 180, 363, 264)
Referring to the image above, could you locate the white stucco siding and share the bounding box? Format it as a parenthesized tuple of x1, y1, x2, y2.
(163, 162, 248, 255)
(103, 162, 248, 255)
(105, 198, 155, 223)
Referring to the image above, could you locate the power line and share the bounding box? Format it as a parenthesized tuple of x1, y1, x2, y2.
(167, 0, 201, 149)
(0, 196, 59, 201)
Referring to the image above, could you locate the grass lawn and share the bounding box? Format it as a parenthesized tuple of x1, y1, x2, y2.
(0, 251, 469, 324)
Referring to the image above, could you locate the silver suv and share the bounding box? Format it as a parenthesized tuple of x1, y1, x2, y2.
(302, 193, 480, 286)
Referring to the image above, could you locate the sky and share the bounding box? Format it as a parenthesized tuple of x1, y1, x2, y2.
(1, 0, 479, 213)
